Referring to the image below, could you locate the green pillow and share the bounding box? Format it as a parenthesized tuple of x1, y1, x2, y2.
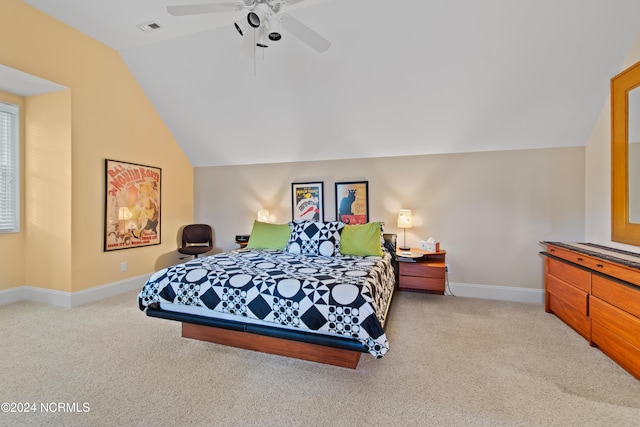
(246, 221, 291, 250)
(340, 222, 384, 257)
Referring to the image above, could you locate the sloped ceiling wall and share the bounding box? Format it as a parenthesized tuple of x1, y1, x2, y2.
(23, 0, 640, 167)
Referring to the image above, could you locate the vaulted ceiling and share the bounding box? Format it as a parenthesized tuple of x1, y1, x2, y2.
(20, 0, 640, 167)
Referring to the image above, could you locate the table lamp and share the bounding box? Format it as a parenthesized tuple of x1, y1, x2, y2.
(257, 209, 270, 222)
(397, 209, 412, 250)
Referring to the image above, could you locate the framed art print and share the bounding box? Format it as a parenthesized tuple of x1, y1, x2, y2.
(291, 182, 324, 221)
(104, 159, 161, 251)
(335, 181, 369, 224)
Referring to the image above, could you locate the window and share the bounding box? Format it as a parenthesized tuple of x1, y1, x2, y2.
(0, 102, 19, 233)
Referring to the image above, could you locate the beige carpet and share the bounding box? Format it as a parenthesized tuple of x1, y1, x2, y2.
(1, 290, 639, 426)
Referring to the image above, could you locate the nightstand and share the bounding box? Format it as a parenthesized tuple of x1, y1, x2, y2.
(396, 248, 446, 294)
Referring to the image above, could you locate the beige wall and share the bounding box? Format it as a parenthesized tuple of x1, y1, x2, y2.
(0, 0, 193, 292)
(195, 147, 585, 290)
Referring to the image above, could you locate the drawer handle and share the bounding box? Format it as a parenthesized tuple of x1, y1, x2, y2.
(577, 257, 583, 261)
(597, 264, 604, 268)
(550, 248, 555, 252)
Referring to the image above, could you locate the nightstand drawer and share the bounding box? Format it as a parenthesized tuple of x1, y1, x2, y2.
(400, 262, 445, 279)
(398, 275, 445, 292)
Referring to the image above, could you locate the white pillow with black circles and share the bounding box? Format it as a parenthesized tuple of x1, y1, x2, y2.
(287, 221, 345, 256)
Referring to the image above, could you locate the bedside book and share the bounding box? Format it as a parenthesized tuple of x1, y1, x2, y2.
(396, 250, 423, 259)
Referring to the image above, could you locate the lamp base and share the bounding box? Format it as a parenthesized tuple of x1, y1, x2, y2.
(400, 228, 410, 251)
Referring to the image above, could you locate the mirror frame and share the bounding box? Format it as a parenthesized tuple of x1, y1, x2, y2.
(612, 60, 640, 245)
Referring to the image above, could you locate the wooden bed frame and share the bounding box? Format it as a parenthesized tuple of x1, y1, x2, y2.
(181, 322, 362, 368)
(146, 306, 369, 368)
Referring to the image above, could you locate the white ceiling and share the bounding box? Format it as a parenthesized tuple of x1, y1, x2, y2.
(0, 64, 66, 97)
(20, 0, 640, 167)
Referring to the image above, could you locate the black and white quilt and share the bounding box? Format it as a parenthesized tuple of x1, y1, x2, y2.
(138, 249, 395, 358)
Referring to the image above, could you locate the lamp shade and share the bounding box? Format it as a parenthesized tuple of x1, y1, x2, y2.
(257, 209, 270, 222)
(397, 209, 412, 228)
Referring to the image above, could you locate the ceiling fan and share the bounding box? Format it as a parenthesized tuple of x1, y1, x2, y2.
(167, 0, 331, 54)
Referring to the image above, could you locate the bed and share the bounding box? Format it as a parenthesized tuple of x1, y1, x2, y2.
(138, 220, 397, 368)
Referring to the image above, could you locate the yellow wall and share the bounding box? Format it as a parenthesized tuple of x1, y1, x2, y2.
(24, 90, 72, 292)
(0, 0, 194, 292)
(0, 90, 25, 290)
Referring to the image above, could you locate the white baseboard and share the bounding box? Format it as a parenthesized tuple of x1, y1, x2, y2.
(0, 287, 28, 305)
(448, 282, 544, 304)
(0, 274, 149, 308)
(1, 277, 544, 307)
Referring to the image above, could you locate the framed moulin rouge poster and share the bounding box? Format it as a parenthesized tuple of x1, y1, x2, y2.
(104, 159, 161, 251)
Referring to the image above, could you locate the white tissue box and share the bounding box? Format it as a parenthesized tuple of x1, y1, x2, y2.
(419, 241, 440, 252)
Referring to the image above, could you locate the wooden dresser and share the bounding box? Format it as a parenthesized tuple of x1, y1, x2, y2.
(542, 242, 640, 380)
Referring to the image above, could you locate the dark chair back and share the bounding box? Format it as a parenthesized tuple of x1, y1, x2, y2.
(178, 224, 213, 258)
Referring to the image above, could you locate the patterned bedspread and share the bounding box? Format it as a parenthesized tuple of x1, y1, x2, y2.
(138, 249, 396, 358)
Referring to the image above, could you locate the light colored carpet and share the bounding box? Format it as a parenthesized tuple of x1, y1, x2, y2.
(1, 290, 639, 426)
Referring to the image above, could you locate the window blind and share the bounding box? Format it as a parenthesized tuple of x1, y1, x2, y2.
(0, 102, 19, 233)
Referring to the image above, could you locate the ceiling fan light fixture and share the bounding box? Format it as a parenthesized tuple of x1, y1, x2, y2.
(267, 18, 281, 41)
(256, 26, 269, 48)
(248, 3, 270, 28)
(234, 17, 250, 35)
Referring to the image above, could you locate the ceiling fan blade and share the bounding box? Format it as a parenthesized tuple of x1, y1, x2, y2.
(239, 28, 255, 60)
(280, 14, 331, 53)
(167, 3, 241, 16)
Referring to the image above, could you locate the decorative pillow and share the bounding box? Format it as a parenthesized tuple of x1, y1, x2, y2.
(246, 221, 292, 250)
(287, 221, 344, 256)
(340, 222, 384, 257)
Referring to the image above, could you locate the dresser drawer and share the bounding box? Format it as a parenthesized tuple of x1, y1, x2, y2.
(591, 296, 640, 349)
(591, 275, 640, 318)
(546, 245, 608, 274)
(399, 262, 445, 279)
(547, 244, 640, 287)
(546, 246, 599, 270)
(548, 293, 590, 340)
(591, 320, 640, 380)
(547, 274, 588, 315)
(547, 257, 589, 292)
